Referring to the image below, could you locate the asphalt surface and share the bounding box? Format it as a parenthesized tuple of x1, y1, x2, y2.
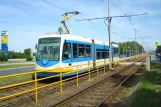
(0, 66, 34, 76)
(0, 62, 34, 66)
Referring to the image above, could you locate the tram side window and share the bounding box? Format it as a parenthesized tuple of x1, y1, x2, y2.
(73, 43, 78, 58)
(79, 44, 85, 57)
(113, 48, 118, 56)
(107, 50, 109, 58)
(104, 50, 109, 58)
(96, 49, 101, 59)
(85, 45, 91, 57)
(116, 48, 118, 55)
(62, 43, 71, 60)
(101, 50, 105, 59)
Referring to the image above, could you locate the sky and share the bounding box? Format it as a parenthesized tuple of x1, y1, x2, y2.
(0, 0, 161, 52)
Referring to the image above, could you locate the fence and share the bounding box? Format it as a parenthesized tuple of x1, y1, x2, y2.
(0, 54, 147, 104)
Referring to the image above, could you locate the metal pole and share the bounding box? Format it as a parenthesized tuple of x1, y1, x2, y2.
(108, 0, 112, 68)
(34, 71, 38, 104)
(108, 19, 112, 68)
(139, 36, 150, 54)
(97, 62, 99, 76)
(76, 66, 79, 86)
(108, 0, 110, 22)
(134, 29, 136, 55)
(146, 56, 150, 71)
(60, 70, 63, 94)
(88, 61, 90, 81)
(141, 38, 143, 54)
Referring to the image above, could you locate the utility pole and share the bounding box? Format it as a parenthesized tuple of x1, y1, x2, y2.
(141, 37, 143, 53)
(134, 29, 136, 55)
(108, 0, 112, 69)
(138, 36, 151, 54)
(76, 9, 147, 69)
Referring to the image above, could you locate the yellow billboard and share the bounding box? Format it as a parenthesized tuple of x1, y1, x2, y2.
(1, 35, 8, 44)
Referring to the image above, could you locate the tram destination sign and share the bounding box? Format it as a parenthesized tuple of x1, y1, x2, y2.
(39, 37, 60, 44)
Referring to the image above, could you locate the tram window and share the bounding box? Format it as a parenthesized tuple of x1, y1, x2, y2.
(96, 49, 101, 59)
(104, 51, 107, 58)
(73, 43, 78, 58)
(62, 43, 71, 60)
(113, 48, 118, 56)
(104, 50, 109, 58)
(116, 48, 118, 55)
(85, 45, 91, 57)
(108, 50, 109, 57)
(79, 44, 85, 57)
(101, 50, 105, 59)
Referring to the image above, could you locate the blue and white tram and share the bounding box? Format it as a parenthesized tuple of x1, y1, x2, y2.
(35, 33, 119, 77)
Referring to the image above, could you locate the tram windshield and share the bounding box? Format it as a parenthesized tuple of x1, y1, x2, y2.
(37, 37, 61, 60)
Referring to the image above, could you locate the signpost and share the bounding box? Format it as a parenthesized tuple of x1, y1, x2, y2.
(1, 30, 8, 61)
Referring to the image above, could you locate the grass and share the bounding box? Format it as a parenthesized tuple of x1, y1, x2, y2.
(0, 64, 34, 69)
(0, 73, 33, 87)
(129, 62, 161, 107)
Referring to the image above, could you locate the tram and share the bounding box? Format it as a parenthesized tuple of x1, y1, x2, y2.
(35, 33, 119, 77)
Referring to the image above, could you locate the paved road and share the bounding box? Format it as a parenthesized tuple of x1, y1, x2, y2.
(8, 59, 26, 62)
(0, 62, 34, 66)
(0, 66, 35, 76)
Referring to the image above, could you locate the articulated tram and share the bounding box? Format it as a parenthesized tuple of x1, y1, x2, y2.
(35, 33, 119, 77)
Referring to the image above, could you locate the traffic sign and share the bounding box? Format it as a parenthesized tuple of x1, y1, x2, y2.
(154, 40, 160, 46)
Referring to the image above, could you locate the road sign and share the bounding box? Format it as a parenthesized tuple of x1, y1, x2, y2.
(1, 35, 8, 44)
(154, 40, 160, 46)
(1, 30, 8, 61)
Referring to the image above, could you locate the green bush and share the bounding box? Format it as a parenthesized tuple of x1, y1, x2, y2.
(26, 56, 33, 61)
(0, 54, 8, 61)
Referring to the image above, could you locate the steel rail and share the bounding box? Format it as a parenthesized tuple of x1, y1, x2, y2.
(96, 62, 143, 107)
(53, 57, 145, 107)
(0, 55, 146, 106)
(0, 64, 107, 101)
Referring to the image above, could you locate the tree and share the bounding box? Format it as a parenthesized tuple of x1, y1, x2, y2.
(24, 48, 31, 57)
(118, 41, 143, 54)
(0, 54, 8, 61)
(8, 51, 25, 59)
(24, 48, 33, 61)
(33, 52, 36, 56)
(156, 45, 161, 54)
(58, 27, 63, 34)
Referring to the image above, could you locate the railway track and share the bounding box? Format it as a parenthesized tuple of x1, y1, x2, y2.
(54, 61, 143, 107)
(0, 66, 111, 107)
(96, 65, 143, 107)
(0, 56, 145, 107)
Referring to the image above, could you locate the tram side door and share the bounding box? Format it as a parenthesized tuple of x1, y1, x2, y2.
(111, 44, 114, 62)
(92, 39, 96, 67)
(62, 42, 72, 67)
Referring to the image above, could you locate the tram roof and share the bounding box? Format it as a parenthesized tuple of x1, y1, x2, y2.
(39, 33, 118, 47)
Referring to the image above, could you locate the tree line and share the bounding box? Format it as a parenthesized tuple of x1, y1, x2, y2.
(118, 41, 143, 54)
(0, 48, 36, 61)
